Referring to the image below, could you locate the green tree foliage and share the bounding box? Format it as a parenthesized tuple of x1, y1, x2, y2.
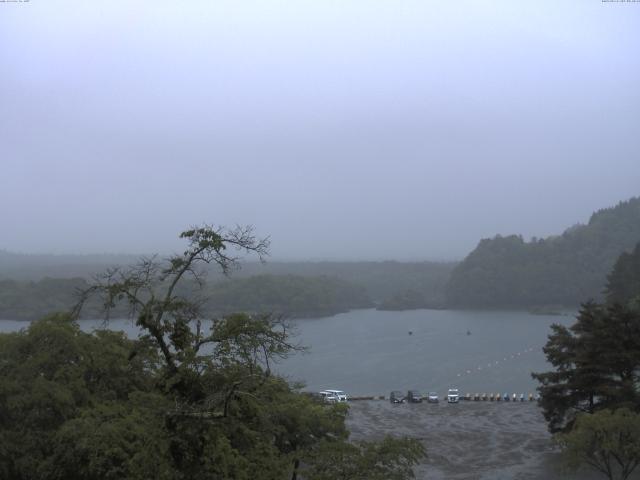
(446, 197, 640, 308)
(1, 225, 425, 479)
(0, 274, 372, 321)
(0, 313, 169, 479)
(532, 302, 640, 433)
(606, 242, 640, 309)
(556, 408, 640, 480)
(206, 274, 372, 318)
(0, 277, 91, 320)
(0, 313, 357, 479)
(205, 260, 455, 308)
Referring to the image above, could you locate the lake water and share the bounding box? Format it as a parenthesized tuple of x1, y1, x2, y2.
(275, 309, 573, 396)
(0, 309, 573, 397)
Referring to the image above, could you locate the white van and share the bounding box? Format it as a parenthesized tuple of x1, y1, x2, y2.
(447, 388, 460, 403)
(325, 389, 348, 402)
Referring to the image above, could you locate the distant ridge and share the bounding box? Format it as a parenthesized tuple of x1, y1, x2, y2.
(445, 197, 640, 308)
(0, 251, 139, 281)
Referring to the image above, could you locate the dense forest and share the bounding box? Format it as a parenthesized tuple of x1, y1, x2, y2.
(206, 274, 372, 318)
(0, 275, 372, 321)
(222, 261, 456, 305)
(446, 197, 640, 308)
(605, 241, 640, 308)
(0, 277, 90, 320)
(0, 251, 138, 281)
(0, 257, 454, 320)
(0, 252, 455, 304)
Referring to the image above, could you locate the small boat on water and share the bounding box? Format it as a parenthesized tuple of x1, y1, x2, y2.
(466, 330, 471, 336)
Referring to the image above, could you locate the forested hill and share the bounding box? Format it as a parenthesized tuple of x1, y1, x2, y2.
(0, 251, 137, 280)
(205, 274, 372, 318)
(445, 197, 640, 308)
(0, 255, 455, 318)
(0, 274, 373, 321)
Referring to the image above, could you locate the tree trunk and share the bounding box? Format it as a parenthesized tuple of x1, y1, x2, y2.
(291, 458, 300, 480)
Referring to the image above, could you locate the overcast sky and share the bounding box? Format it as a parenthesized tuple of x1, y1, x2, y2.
(1, 1, 638, 260)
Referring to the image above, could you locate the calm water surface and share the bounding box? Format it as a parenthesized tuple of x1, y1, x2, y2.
(1, 309, 573, 397)
(275, 309, 573, 396)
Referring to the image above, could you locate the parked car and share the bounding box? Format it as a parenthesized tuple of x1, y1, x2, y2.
(427, 392, 439, 403)
(325, 389, 348, 402)
(390, 391, 406, 403)
(407, 390, 423, 403)
(447, 388, 460, 403)
(318, 391, 338, 404)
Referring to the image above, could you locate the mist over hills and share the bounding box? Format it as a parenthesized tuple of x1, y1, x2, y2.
(445, 197, 640, 308)
(0, 252, 139, 281)
(1, 196, 638, 319)
(0, 253, 454, 320)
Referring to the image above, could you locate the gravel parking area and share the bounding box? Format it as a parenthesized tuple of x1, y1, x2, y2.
(345, 400, 621, 480)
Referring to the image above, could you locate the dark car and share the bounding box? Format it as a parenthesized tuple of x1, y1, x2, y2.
(390, 391, 405, 403)
(407, 390, 423, 403)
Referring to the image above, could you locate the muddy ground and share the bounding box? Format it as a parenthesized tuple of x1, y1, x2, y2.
(346, 400, 638, 480)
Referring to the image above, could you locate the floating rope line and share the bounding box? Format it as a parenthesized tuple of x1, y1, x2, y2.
(455, 347, 540, 378)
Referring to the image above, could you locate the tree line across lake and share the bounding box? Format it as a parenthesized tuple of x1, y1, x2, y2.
(1, 196, 639, 320)
(0, 260, 454, 321)
(0, 274, 373, 321)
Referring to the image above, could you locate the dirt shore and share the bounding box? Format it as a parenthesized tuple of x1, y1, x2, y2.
(346, 400, 631, 480)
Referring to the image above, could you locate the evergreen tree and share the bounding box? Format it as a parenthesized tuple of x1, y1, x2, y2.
(533, 302, 640, 433)
(605, 242, 640, 308)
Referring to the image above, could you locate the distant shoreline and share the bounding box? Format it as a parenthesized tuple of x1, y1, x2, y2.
(0, 306, 578, 325)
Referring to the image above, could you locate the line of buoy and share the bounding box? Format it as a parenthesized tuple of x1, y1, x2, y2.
(348, 393, 540, 402)
(455, 346, 540, 378)
(460, 392, 540, 402)
(461, 392, 537, 402)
